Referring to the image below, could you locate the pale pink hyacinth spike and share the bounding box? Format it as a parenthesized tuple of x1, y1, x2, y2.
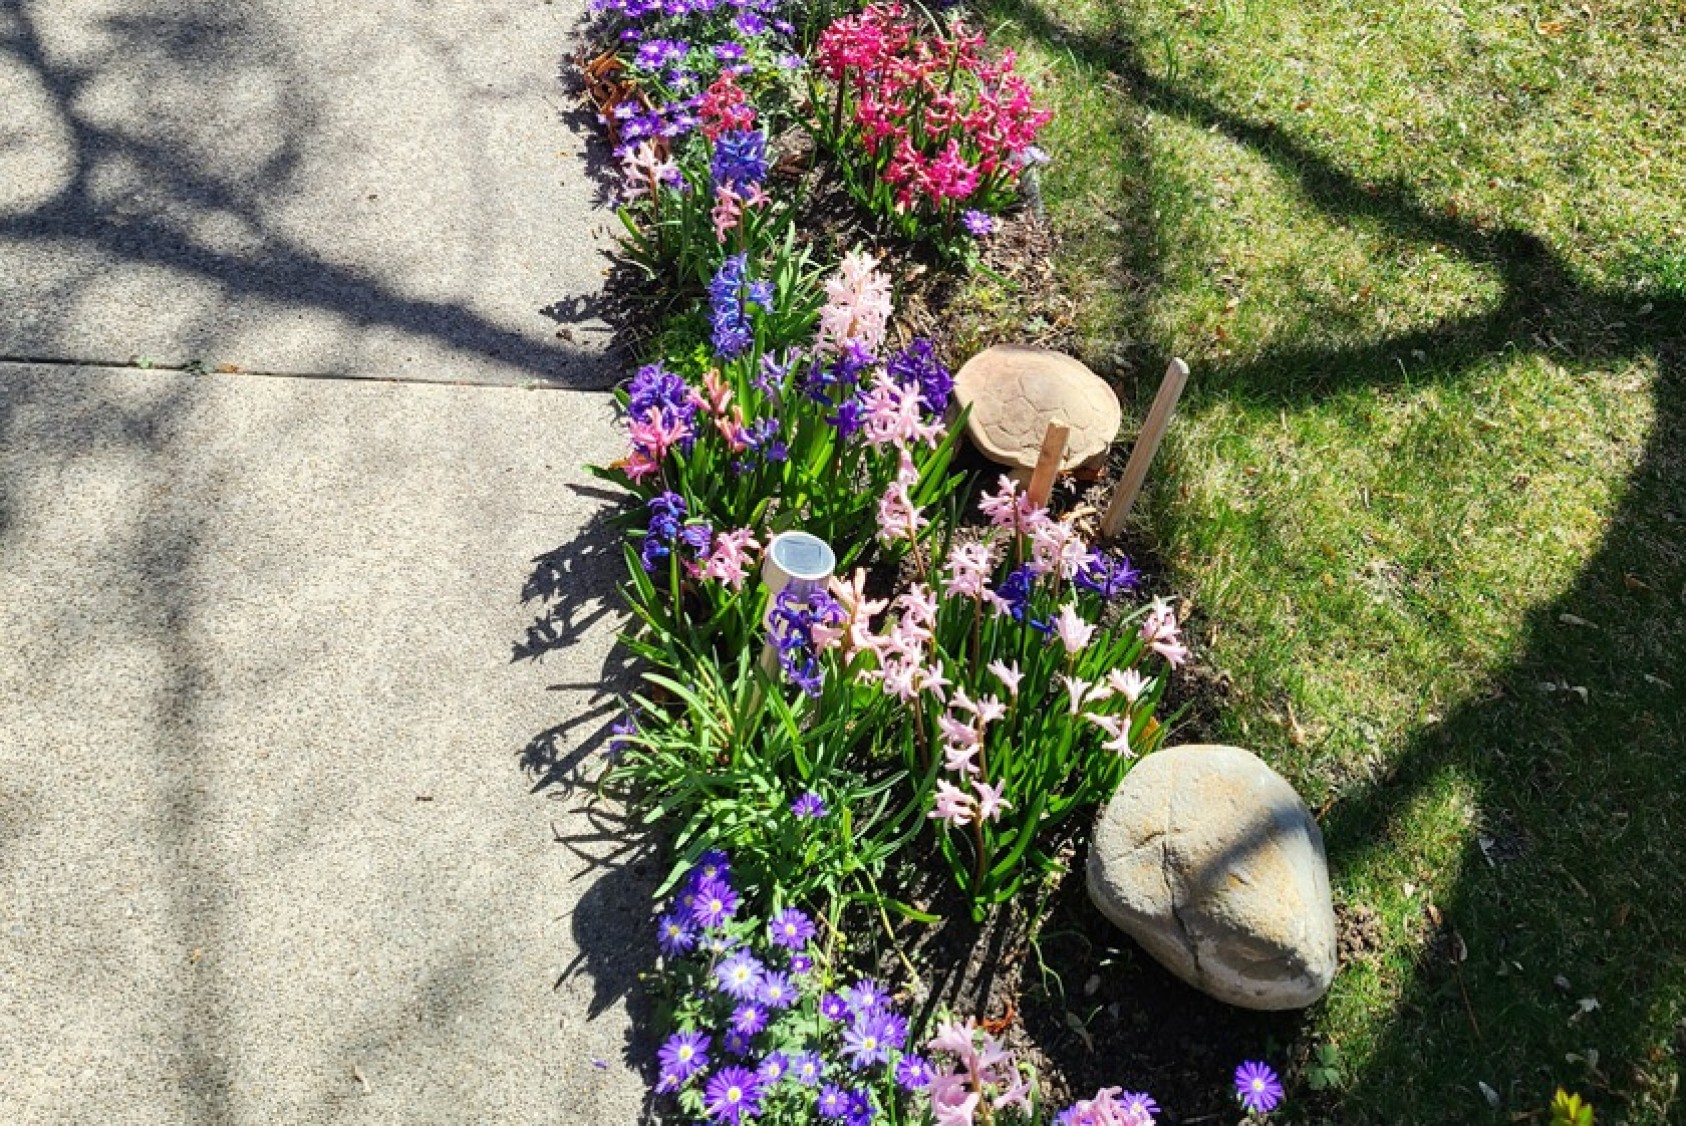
(977, 473, 1048, 535)
(1084, 712, 1134, 757)
(918, 663, 951, 702)
(928, 1073, 982, 1126)
(1032, 519, 1089, 579)
(937, 711, 980, 749)
(1139, 598, 1191, 667)
(928, 1018, 981, 1062)
(971, 778, 1011, 822)
(876, 481, 927, 546)
(1060, 674, 1095, 715)
(815, 249, 894, 357)
(943, 743, 981, 777)
(991, 1066, 1032, 1113)
(987, 659, 1024, 697)
(898, 583, 939, 630)
(971, 695, 1006, 729)
(942, 540, 994, 600)
(618, 140, 676, 201)
(930, 780, 977, 826)
(1053, 603, 1096, 655)
(699, 527, 760, 590)
(1105, 667, 1149, 705)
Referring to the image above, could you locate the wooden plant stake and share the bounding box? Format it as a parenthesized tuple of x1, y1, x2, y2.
(1026, 419, 1070, 509)
(1100, 358, 1189, 539)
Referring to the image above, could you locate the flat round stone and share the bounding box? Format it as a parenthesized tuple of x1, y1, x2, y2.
(952, 345, 1122, 470)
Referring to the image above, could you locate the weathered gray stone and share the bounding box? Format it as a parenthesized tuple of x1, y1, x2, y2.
(1087, 744, 1337, 1010)
(952, 345, 1121, 471)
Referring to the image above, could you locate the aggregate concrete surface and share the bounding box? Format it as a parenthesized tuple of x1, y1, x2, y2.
(0, 364, 651, 1124)
(0, 0, 615, 387)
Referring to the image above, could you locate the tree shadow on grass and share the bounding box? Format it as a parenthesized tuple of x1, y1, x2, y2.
(984, 2, 1685, 1118)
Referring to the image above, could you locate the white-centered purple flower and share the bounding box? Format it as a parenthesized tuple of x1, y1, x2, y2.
(715, 951, 766, 1001)
(658, 1030, 710, 1085)
(769, 907, 816, 950)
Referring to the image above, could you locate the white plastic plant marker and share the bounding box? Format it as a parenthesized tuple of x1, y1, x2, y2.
(762, 530, 838, 609)
(757, 531, 839, 690)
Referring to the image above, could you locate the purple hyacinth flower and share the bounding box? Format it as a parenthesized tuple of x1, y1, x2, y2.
(1235, 1061, 1284, 1114)
(658, 1030, 710, 1084)
(769, 907, 815, 951)
(704, 1066, 763, 1124)
(715, 951, 766, 1001)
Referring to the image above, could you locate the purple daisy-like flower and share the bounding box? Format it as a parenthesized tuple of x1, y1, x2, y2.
(769, 908, 815, 951)
(789, 953, 813, 976)
(818, 993, 849, 1022)
(704, 1066, 763, 1124)
(894, 1053, 934, 1092)
(961, 209, 996, 238)
(1121, 1091, 1161, 1118)
(690, 877, 739, 929)
(731, 1002, 769, 1038)
(757, 1052, 789, 1085)
(845, 1089, 875, 1126)
(757, 970, 795, 1010)
(790, 791, 827, 819)
(692, 849, 732, 885)
(1235, 1061, 1284, 1114)
(817, 1084, 850, 1120)
(658, 1030, 710, 1085)
(842, 979, 890, 1015)
(790, 1050, 824, 1086)
(723, 1029, 753, 1057)
(657, 912, 698, 958)
(841, 1011, 899, 1069)
(715, 950, 766, 1000)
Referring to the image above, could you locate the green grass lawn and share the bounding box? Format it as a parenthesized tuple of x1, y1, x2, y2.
(971, 0, 1686, 1119)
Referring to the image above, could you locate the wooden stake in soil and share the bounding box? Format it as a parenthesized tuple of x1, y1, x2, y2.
(1025, 419, 1070, 509)
(1100, 358, 1189, 539)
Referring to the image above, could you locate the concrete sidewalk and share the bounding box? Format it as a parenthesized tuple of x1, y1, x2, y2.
(0, 0, 615, 387)
(0, 363, 649, 1124)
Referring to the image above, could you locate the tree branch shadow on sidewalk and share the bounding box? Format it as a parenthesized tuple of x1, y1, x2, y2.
(980, 2, 1685, 1117)
(0, 1, 614, 387)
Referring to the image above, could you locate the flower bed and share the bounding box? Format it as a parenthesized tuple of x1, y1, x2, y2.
(573, 2, 1289, 1122)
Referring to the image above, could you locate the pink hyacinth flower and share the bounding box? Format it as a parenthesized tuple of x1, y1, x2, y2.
(986, 659, 1023, 697)
(1053, 603, 1096, 655)
(930, 780, 977, 827)
(1139, 599, 1190, 667)
(971, 778, 1011, 823)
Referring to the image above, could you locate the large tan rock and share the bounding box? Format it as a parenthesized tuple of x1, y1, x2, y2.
(1087, 744, 1337, 1010)
(952, 345, 1121, 471)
